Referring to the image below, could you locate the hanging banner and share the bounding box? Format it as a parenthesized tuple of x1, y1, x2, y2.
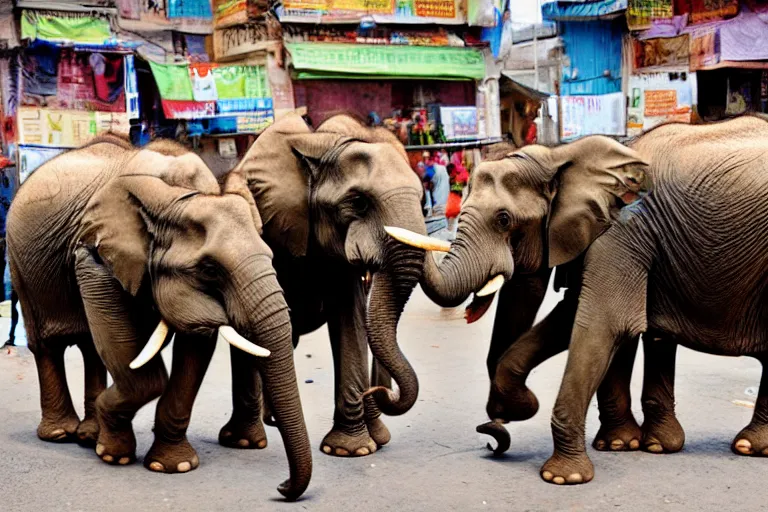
(148, 61, 195, 101)
(561, 93, 626, 141)
(687, 24, 719, 70)
(286, 43, 486, 80)
(21, 10, 112, 45)
(282, 24, 465, 46)
(17, 107, 130, 148)
(56, 50, 127, 113)
(267, 52, 296, 119)
(627, 0, 674, 31)
(633, 34, 690, 71)
(627, 71, 696, 135)
(118, 0, 213, 33)
(279, 0, 464, 24)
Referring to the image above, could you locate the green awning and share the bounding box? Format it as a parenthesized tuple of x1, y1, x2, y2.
(285, 43, 486, 81)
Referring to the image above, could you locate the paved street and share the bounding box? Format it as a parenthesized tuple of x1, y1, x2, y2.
(2, 284, 767, 512)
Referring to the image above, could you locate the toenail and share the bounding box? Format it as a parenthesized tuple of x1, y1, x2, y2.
(356, 447, 370, 456)
(553, 476, 565, 485)
(566, 473, 583, 484)
(96, 444, 105, 456)
(238, 439, 250, 447)
(322, 445, 331, 454)
(629, 439, 640, 450)
(221, 431, 231, 438)
(646, 443, 663, 453)
(735, 439, 752, 454)
(335, 448, 350, 456)
(595, 440, 606, 450)
(257, 440, 267, 449)
(118, 457, 131, 465)
(541, 471, 553, 481)
(102, 455, 114, 463)
(177, 462, 192, 473)
(191, 455, 199, 468)
(51, 429, 65, 437)
(149, 461, 165, 472)
(610, 439, 624, 450)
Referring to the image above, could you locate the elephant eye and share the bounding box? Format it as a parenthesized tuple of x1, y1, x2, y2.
(495, 211, 512, 231)
(347, 193, 370, 216)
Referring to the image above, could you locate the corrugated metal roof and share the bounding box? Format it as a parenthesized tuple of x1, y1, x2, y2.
(559, 19, 624, 95)
(542, 0, 627, 21)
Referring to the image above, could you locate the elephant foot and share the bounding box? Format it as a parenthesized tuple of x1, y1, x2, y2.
(321, 426, 378, 457)
(145, 437, 200, 474)
(732, 423, 768, 456)
(76, 416, 100, 447)
(592, 417, 642, 451)
(37, 415, 80, 443)
(366, 418, 391, 447)
(642, 413, 685, 454)
(219, 418, 268, 449)
(95, 429, 136, 466)
(540, 451, 594, 486)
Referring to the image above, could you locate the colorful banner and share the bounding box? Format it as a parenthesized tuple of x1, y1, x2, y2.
(286, 43, 486, 80)
(117, 0, 213, 33)
(633, 34, 690, 71)
(627, 71, 696, 135)
(214, 0, 271, 28)
(282, 24, 465, 46)
(561, 93, 626, 141)
(21, 10, 112, 45)
(279, 0, 464, 24)
(17, 107, 130, 148)
(627, 0, 673, 31)
(148, 61, 195, 100)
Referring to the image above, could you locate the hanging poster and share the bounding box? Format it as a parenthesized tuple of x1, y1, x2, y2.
(279, 0, 464, 24)
(633, 34, 690, 71)
(440, 107, 479, 140)
(148, 61, 195, 100)
(627, 71, 696, 135)
(55, 50, 127, 113)
(687, 24, 719, 70)
(267, 52, 296, 119)
(20, 10, 112, 45)
(561, 93, 626, 141)
(16, 108, 130, 148)
(627, 0, 674, 31)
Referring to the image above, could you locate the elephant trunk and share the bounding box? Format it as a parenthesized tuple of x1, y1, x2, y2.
(421, 212, 512, 307)
(232, 260, 311, 501)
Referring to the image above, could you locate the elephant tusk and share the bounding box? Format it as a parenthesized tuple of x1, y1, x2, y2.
(219, 326, 271, 358)
(384, 226, 451, 252)
(476, 275, 506, 297)
(129, 320, 170, 370)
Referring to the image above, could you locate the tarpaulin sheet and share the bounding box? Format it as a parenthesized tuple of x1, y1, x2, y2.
(286, 43, 486, 80)
(21, 10, 112, 45)
(542, 0, 627, 21)
(720, 9, 768, 61)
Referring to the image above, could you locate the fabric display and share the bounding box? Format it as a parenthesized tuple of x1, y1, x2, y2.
(627, 0, 674, 31)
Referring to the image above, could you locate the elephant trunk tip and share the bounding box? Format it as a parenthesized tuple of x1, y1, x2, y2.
(363, 384, 417, 417)
(277, 478, 308, 502)
(476, 420, 511, 457)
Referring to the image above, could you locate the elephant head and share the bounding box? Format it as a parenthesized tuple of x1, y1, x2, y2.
(236, 113, 427, 416)
(78, 143, 310, 500)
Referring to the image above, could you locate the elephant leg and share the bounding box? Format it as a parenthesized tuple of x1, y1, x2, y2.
(219, 345, 268, 449)
(145, 334, 215, 473)
(364, 359, 392, 447)
(30, 339, 80, 442)
(75, 339, 107, 447)
(322, 275, 378, 457)
(641, 336, 684, 454)
(732, 356, 768, 456)
(75, 247, 168, 465)
(592, 337, 642, 452)
(487, 266, 552, 380)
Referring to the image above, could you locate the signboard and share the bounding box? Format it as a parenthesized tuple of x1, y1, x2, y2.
(279, 0, 464, 24)
(627, 72, 696, 135)
(440, 106, 479, 140)
(16, 107, 130, 148)
(212, 20, 282, 61)
(286, 43, 486, 80)
(561, 93, 626, 141)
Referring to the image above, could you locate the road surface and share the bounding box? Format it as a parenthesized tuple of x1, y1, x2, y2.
(2, 284, 766, 511)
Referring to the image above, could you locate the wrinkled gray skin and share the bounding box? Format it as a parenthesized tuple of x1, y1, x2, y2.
(7, 136, 310, 500)
(404, 136, 653, 456)
(538, 115, 768, 485)
(219, 114, 426, 457)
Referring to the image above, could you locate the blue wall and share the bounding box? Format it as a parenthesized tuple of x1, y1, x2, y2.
(560, 18, 624, 96)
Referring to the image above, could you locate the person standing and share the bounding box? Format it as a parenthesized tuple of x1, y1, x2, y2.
(428, 155, 450, 239)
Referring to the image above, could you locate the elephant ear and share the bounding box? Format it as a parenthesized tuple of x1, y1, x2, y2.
(80, 148, 218, 295)
(237, 113, 344, 257)
(537, 136, 649, 267)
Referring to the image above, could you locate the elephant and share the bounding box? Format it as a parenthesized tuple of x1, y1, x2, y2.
(384, 134, 656, 456)
(7, 135, 311, 500)
(219, 113, 427, 457)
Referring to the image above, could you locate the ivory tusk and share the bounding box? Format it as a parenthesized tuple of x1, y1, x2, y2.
(384, 226, 451, 252)
(129, 320, 170, 370)
(476, 274, 506, 297)
(219, 326, 271, 358)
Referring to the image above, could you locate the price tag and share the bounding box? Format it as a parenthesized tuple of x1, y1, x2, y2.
(218, 138, 237, 158)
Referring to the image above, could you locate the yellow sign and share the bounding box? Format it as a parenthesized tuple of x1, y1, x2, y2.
(331, 0, 394, 13)
(17, 107, 129, 148)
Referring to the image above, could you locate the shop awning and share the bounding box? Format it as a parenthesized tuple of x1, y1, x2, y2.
(542, 0, 627, 21)
(285, 43, 486, 80)
(500, 72, 550, 100)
